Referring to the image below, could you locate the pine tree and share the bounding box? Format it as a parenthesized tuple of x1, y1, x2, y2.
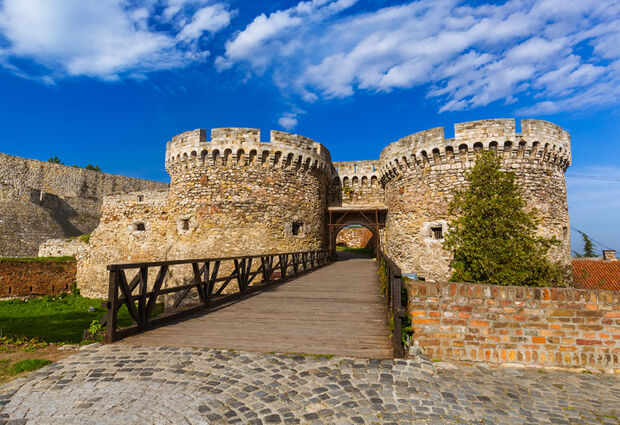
(443, 151, 562, 287)
(579, 231, 597, 257)
(46, 156, 63, 164)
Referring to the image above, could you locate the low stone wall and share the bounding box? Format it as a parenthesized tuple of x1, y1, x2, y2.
(0, 258, 77, 297)
(336, 227, 374, 249)
(38, 237, 90, 259)
(406, 281, 619, 370)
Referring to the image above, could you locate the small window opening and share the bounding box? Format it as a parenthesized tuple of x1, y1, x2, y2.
(562, 226, 568, 241)
(431, 226, 443, 240)
(182, 219, 190, 230)
(137, 195, 144, 202)
(136, 223, 146, 231)
(292, 221, 303, 236)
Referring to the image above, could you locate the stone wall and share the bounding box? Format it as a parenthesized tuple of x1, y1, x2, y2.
(77, 189, 170, 298)
(0, 152, 168, 257)
(331, 161, 384, 207)
(77, 128, 334, 298)
(0, 258, 77, 297)
(38, 237, 90, 259)
(379, 119, 571, 281)
(336, 226, 374, 249)
(406, 281, 619, 370)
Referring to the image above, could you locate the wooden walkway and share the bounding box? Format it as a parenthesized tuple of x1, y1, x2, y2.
(120, 252, 393, 358)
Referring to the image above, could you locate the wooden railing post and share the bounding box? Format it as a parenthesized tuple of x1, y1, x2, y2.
(104, 268, 119, 343)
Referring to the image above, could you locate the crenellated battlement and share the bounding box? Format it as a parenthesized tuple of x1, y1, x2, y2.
(378, 119, 571, 183)
(165, 128, 335, 177)
(333, 160, 381, 189)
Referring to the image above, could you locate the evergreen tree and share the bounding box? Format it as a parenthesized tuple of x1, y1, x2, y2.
(443, 151, 562, 287)
(46, 156, 63, 164)
(578, 231, 597, 257)
(84, 164, 101, 172)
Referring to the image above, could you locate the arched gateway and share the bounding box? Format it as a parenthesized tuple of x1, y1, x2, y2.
(328, 206, 387, 255)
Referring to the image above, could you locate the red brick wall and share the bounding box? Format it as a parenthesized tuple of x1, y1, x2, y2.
(0, 259, 77, 297)
(406, 281, 619, 369)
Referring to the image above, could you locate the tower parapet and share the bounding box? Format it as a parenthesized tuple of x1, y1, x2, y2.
(378, 119, 572, 281)
(379, 119, 571, 184)
(165, 128, 334, 178)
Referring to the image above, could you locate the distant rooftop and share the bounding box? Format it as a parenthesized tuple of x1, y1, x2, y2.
(572, 251, 619, 291)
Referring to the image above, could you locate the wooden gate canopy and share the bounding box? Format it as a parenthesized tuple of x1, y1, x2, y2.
(103, 250, 332, 343)
(328, 206, 387, 254)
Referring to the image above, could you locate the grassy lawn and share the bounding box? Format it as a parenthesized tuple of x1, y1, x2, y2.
(0, 294, 164, 385)
(336, 246, 374, 255)
(0, 294, 163, 344)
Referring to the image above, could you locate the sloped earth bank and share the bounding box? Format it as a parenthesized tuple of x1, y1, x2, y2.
(0, 344, 618, 424)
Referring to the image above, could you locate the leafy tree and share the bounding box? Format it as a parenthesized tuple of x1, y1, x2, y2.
(443, 151, 562, 287)
(46, 156, 63, 164)
(573, 231, 597, 257)
(84, 164, 101, 172)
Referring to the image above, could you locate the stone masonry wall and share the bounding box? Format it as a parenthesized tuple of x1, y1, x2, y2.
(0, 258, 77, 297)
(164, 128, 332, 261)
(379, 119, 571, 281)
(406, 281, 619, 370)
(0, 152, 168, 257)
(77, 128, 334, 298)
(38, 237, 90, 259)
(331, 161, 384, 207)
(77, 190, 169, 298)
(336, 226, 374, 249)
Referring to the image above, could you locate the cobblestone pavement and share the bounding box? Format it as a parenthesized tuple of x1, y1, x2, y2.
(0, 344, 618, 425)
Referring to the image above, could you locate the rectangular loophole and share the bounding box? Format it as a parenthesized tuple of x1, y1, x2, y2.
(431, 226, 443, 240)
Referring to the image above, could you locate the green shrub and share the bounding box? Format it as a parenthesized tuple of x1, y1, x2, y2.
(443, 152, 563, 287)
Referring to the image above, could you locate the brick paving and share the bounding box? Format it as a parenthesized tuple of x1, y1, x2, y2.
(1, 344, 618, 424)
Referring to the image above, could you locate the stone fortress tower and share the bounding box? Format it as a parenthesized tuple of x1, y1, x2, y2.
(73, 119, 571, 296)
(377, 119, 571, 280)
(77, 128, 335, 296)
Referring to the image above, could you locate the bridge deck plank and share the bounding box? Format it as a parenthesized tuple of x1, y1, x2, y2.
(119, 254, 393, 358)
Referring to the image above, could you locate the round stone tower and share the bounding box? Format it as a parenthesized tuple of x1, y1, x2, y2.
(378, 119, 571, 281)
(164, 128, 334, 259)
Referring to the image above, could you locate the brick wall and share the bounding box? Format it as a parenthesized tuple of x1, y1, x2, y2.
(0, 259, 77, 297)
(406, 281, 619, 369)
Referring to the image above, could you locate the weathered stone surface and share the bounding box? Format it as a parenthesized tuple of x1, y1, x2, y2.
(336, 226, 374, 249)
(0, 345, 617, 424)
(0, 152, 167, 257)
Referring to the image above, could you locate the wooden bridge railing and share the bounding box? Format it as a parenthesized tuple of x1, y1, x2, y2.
(377, 250, 406, 358)
(103, 250, 332, 343)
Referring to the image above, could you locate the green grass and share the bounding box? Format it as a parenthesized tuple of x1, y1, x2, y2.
(0, 256, 75, 263)
(335, 246, 374, 255)
(8, 359, 52, 374)
(0, 295, 163, 343)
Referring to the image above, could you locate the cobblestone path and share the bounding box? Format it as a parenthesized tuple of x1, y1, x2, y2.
(0, 344, 618, 425)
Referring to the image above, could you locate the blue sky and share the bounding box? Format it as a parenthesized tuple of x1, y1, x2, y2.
(0, 0, 618, 254)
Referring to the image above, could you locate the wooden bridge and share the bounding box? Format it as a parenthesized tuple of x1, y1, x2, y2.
(103, 250, 406, 359)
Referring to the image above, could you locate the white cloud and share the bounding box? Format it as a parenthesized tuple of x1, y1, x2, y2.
(217, 0, 620, 115)
(278, 112, 299, 130)
(177, 4, 234, 41)
(0, 0, 233, 80)
(278, 107, 305, 130)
